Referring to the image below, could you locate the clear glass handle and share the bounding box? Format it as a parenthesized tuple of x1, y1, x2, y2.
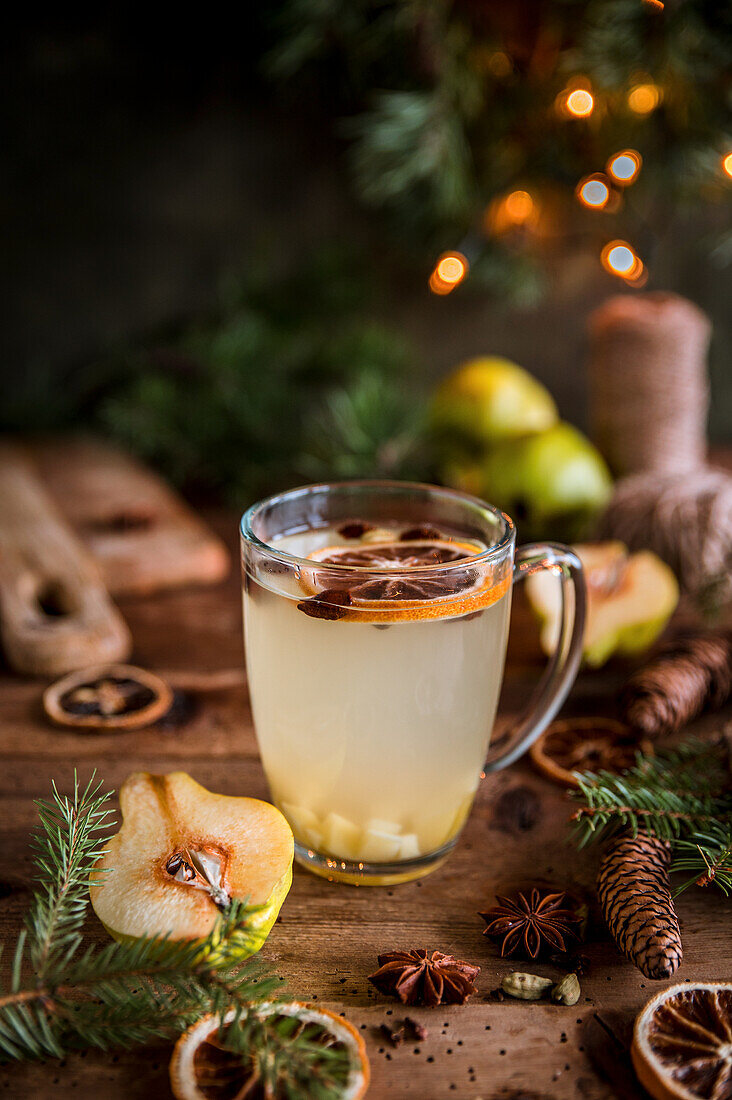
(484, 543, 586, 773)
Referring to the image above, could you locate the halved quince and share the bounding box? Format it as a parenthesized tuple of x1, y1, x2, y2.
(90, 772, 293, 959)
(525, 542, 678, 668)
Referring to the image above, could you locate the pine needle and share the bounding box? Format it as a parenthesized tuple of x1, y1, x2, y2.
(26, 773, 115, 981)
(569, 736, 732, 897)
(0, 774, 285, 1063)
(672, 827, 732, 897)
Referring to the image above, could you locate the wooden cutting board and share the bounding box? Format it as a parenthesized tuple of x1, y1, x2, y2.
(29, 437, 230, 597)
(0, 442, 132, 676)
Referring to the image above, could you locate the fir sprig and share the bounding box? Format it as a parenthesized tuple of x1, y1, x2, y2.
(298, 368, 429, 481)
(0, 773, 281, 1063)
(570, 736, 732, 896)
(25, 774, 115, 982)
(221, 1011, 353, 1100)
(671, 825, 732, 897)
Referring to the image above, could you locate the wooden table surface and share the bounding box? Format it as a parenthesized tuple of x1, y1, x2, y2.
(1, 512, 730, 1099)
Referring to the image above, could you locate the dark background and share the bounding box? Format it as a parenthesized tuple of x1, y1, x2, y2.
(3, 10, 731, 441)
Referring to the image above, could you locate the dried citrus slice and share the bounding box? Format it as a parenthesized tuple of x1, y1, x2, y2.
(298, 539, 508, 622)
(529, 717, 652, 787)
(43, 663, 173, 730)
(631, 982, 732, 1100)
(170, 1002, 370, 1100)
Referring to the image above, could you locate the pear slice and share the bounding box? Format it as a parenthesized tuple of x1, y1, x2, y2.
(322, 812, 362, 860)
(526, 542, 678, 668)
(90, 772, 293, 959)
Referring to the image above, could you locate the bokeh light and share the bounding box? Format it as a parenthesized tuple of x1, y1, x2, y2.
(487, 51, 512, 78)
(723, 152, 732, 179)
(607, 150, 642, 185)
(601, 240, 643, 280)
(484, 190, 540, 234)
(503, 190, 534, 222)
(565, 89, 594, 118)
(429, 252, 468, 295)
(627, 83, 661, 114)
(623, 261, 648, 287)
(577, 174, 611, 209)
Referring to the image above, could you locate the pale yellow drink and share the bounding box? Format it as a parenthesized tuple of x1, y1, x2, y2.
(243, 524, 511, 870)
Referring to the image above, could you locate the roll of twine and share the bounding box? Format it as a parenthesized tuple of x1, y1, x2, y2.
(589, 293, 711, 478)
(599, 467, 732, 606)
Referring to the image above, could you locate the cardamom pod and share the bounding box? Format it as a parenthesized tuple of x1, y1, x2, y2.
(501, 972, 554, 1001)
(551, 972, 580, 1006)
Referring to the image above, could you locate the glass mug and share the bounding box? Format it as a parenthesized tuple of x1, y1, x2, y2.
(241, 481, 585, 885)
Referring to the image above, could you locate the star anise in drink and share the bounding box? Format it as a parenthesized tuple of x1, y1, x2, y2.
(479, 888, 582, 960)
(368, 949, 480, 1006)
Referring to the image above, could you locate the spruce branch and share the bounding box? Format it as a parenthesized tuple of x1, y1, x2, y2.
(0, 776, 285, 1063)
(220, 1011, 353, 1100)
(571, 737, 732, 847)
(25, 772, 115, 982)
(298, 368, 429, 481)
(570, 736, 732, 897)
(672, 826, 732, 897)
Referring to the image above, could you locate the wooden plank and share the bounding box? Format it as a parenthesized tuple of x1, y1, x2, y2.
(29, 436, 230, 596)
(0, 442, 131, 676)
(0, 508, 730, 1098)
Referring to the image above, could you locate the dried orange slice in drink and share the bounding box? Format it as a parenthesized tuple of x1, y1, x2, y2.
(170, 1002, 370, 1099)
(298, 539, 508, 622)
(631, 982, 732, 1100)
(529, 717, 651, 787)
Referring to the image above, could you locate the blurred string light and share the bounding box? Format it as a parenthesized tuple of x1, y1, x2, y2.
(624, 262, 648, 287)
(607, 149, 642, 185)
(643, 0, 664, 9)
(627, 82, 662, 114)
(503, 190, 535, 222)
(484, 189, 538, 234)
(559, 86, 595, 118)
(601, 239, 644, 283)
(487, 50, 512, 78)
(576, 174, 611, 209)
(429, 251, 469, 295)
(723, 152, 732, 179)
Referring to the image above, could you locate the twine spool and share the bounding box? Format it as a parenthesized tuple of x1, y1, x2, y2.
(599, 467, 732, 608)
(588, 293, 711, 478)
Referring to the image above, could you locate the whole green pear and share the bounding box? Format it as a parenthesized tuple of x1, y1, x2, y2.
(447, 422, 613, 540)
(431, 357, 558, 454)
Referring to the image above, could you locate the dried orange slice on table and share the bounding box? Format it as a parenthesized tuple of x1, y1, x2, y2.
(298, 538, 508, 622)
(170, 1002, 370, 1099)
(530, 717, 652, 787)
(43, 663, 173, 730)
(632, 982, 732, 1100)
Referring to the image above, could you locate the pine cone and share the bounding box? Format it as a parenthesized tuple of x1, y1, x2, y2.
(597, 832, 682, 980)
(621, 630, 732, 738)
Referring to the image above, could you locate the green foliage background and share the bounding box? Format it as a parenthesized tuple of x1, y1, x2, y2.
(1, 248, 430, 504)
(268, 0, 732, 295)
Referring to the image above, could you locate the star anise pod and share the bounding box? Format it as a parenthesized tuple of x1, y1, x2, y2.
(368, 949, 480, 1006)
(479, 888, 582, 959)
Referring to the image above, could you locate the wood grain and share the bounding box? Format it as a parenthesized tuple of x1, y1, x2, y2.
(0, 509, 729, 1099)
(0, 442, 131, 676)
(29, 436, 230, 596)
